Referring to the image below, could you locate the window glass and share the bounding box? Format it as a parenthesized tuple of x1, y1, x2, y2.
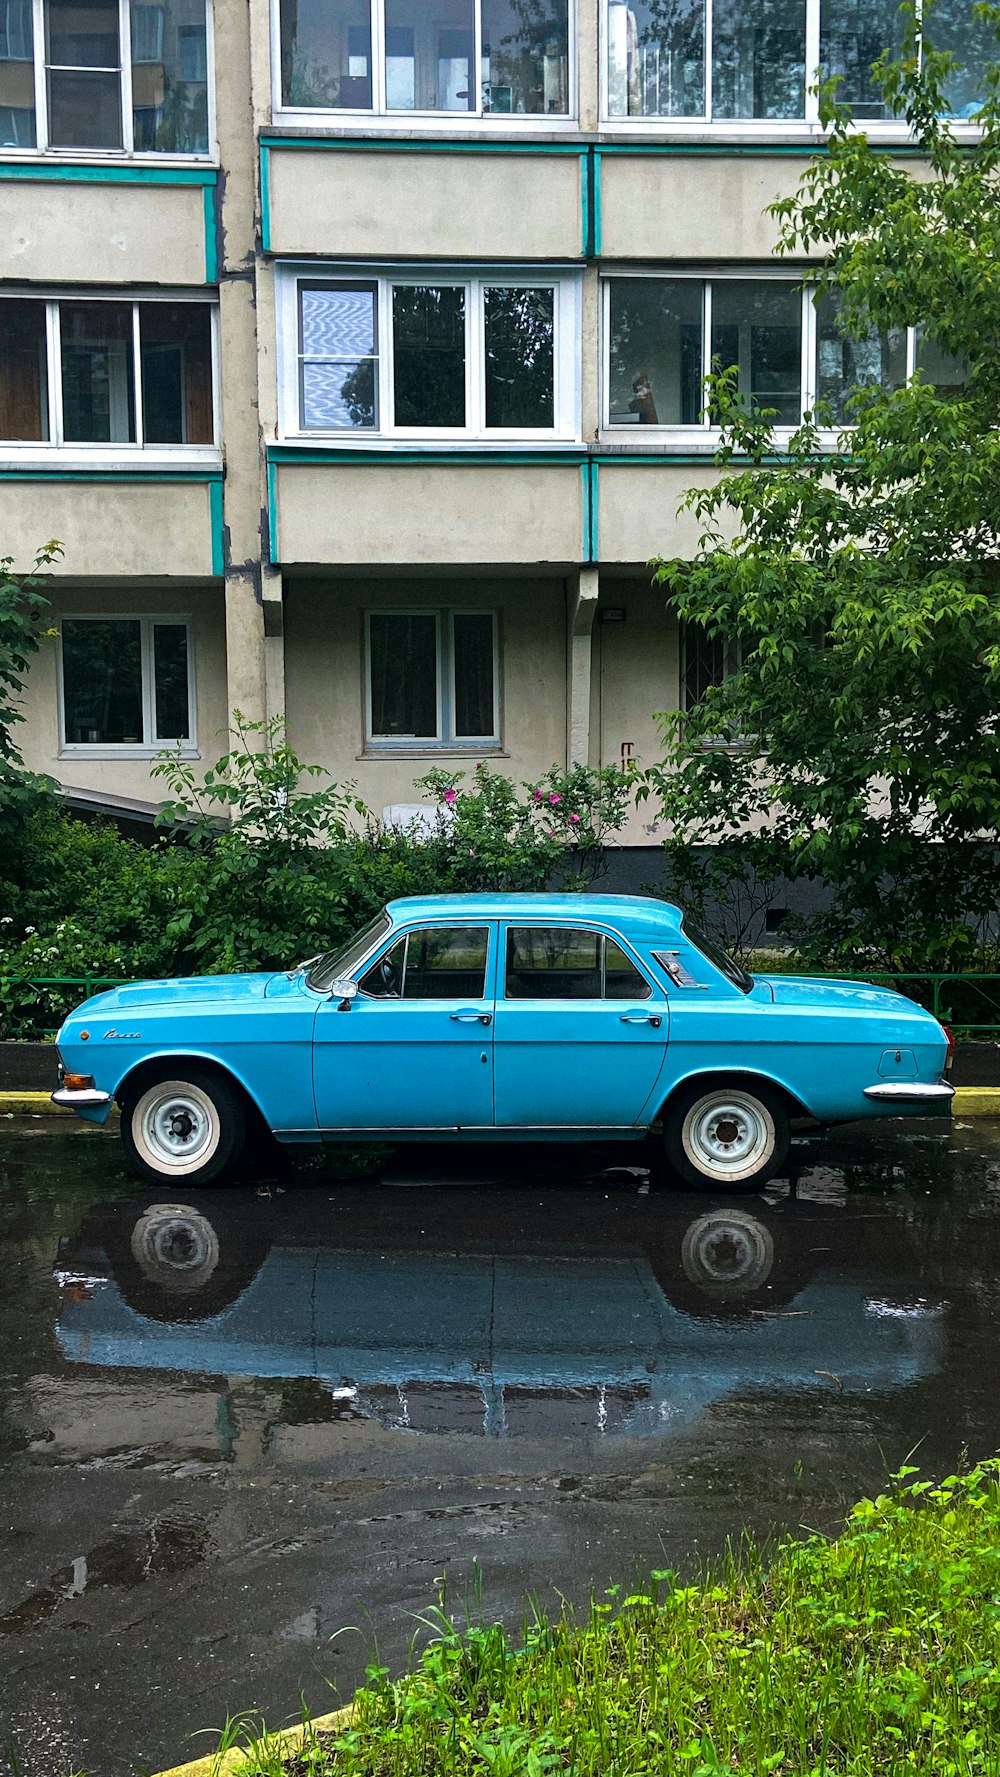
(384, 0, 475, 109)
(62, 619, 143, 745)
(453, 614, 495, 739)
(46, 0, 123, 147)
(369, 612, 439, 739)
(819, 0, 905, 119)
(711, 0, 805, 118)
(308, 910, 392, 991)
(814, 292, 906, 423)
(392, 286, 466, 427)
(606, 0, 705, 117)
(604, 938, 652, 1000)
(153, 623, 190, 739)
(0, 300, 48, 440)
(299, 283, 378, 431)
(683, 918, 754, 992)
(358, 934, 407, 997)
(683, 624, 732, 709)
(481, 0, 568, 113)
(711, 281, 801, 425)
(915, 330, 966, 399)
(507, 928, 602, 998)
(607, 279, 703, 426)
(403, 926, 490, 997)
(933, 0, 993, 117)
(59, 302, 136, 444)
(139, 303, 213, 444)
(484, 287, 554, 429)
(131, 0, 209, 152)
(280, 0, 372, 108)
(0, 0, 36, 145)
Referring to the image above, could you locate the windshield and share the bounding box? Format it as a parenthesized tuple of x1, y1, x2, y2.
(682, 919, 754, 995)
(307, 912, 392, 992)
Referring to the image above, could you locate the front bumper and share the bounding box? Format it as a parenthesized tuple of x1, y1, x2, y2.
(863, 1081, 955, 1105)
(51, 1087, 113, 1110)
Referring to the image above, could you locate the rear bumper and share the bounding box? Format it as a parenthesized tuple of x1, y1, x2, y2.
(51, 1087, 113, 1110)
(863, 1081, 955, 1105)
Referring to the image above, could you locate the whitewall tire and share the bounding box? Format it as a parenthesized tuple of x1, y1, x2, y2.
(665, 1080, 790, 1192)
(121, 1068, 246, 1186)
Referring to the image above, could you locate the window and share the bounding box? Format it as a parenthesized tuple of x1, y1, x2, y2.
(604, 275, 966, 437)
(0, 0, 210, 152)
(278, 0, 570, 119)
(504, 928, 652, 999)
(365, 610, 499, 749)
(603, 0, 987, 123)
(682, 623, 742, 711)
(358, 927, 490, 997)
(0, 296, 217, 454)
(287, 270, 576, 441)
(60, 616, 194, 751)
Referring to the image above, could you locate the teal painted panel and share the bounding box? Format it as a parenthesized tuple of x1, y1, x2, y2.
(209, 477, 225, 576)
(267, 456, 279, 565)
(258, 134, 585, 154)
(0, 469, 223, 482)
(260, 144, 271, 253)
(0, 160, 216, 184)
(203, 183, 218, 282)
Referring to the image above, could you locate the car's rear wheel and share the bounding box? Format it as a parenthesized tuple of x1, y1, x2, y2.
(664, 1079, 790, 1192)
(121, 1068, 245, 1187)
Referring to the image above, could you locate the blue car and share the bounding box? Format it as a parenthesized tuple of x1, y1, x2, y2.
(52, 893, 954, 1191)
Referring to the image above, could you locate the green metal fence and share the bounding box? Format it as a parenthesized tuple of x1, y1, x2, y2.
(4, 970, 1000, 1042)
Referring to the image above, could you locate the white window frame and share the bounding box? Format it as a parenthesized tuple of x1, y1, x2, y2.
(598, 0, 986, 139)
(57, 613, 198, 759)
(600, 267, 930, 452)
(271, 0, 577, 130)
(364, 608, 501, 752)
(278, 264, 581, 447)
(0, 288, 221, 468)
(0, 0, 216, 160)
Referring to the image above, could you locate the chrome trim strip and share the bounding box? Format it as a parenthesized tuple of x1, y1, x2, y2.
(863, 1081, 955, 1103)
(51, 1087, 113, 1109)
(275, 1124, 645, 1138)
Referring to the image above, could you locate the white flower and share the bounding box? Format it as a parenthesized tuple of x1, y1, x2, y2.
(24, 926, 35, 934)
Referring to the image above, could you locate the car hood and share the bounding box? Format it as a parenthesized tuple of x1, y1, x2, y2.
(79, 972, 300, 1014)
(757, 974, 933, 1019)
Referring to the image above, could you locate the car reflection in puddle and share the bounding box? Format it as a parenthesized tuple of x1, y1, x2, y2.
(52, 1156, 945, 1444)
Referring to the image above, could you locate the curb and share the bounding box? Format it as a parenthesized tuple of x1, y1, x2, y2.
(151, 1704, 355, 1777)
(0, 1091, 66, 1116)
(952, 1087, 1000, 1116)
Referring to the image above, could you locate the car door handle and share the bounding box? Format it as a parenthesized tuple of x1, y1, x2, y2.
(451, 1011, 493, 1025)
(620, 1013, 663, 1028)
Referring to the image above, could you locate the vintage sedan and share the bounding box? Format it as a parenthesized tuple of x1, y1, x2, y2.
(52, 893, 954, 1191)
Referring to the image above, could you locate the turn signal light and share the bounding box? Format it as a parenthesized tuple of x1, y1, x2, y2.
(62, 1072, 96, 1091)
(941, 1025, 955, 1072)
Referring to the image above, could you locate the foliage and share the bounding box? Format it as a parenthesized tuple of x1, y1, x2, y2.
(227, 1462, 1000, 1776)
(641, 3, 1000, 971)
(0, 544, 60, 830)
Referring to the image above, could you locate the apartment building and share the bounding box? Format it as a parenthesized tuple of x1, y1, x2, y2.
(0, 0, 984, 845)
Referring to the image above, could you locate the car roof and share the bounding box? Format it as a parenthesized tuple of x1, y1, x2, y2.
(384, 893, 684, 931)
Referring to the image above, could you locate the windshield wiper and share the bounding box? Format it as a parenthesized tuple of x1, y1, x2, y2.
(286, 954, 323, 980)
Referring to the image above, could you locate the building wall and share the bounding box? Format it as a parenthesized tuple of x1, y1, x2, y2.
(1, 0, 945, 841)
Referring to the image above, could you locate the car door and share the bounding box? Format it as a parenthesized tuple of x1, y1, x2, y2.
(312, 921, 497, 1131)
(492, 923, 668, 1130)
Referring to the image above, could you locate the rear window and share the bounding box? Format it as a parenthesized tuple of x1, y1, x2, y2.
(682, 920, 754, 994)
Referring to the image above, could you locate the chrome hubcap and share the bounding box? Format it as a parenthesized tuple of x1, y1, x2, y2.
(141, 1091, 215, 1166)
(686, 1093, 772, 1177)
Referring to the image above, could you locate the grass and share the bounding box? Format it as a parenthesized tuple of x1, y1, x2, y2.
(221, 1463, 1000, 1777)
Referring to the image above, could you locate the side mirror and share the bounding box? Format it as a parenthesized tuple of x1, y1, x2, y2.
(329, 978, 358, 1009)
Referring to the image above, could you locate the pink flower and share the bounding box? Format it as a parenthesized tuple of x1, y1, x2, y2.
(469, 848, 475, 856)
(569, 813, 581, 825)
(549, 792, 562, 805)
(443, 788, 457, 805)
(548, 828, 556, 838)
(533, 789, 543, 802)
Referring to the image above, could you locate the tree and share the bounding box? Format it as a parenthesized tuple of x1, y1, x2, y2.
(0, 545, 60, 832)
(642, 2, 1000, 969)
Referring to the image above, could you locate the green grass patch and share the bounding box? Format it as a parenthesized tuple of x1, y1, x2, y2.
(229, 1465, 1000, 1777)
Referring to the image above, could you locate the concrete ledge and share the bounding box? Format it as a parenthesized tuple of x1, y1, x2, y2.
(151, 1704, 355, 1777)
(0, 1091, 69, 1116)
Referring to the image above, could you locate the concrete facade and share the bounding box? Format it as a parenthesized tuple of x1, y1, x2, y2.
(0, 0, 949, 838)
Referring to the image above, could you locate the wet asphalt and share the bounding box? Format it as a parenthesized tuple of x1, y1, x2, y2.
(2, 1115, 1000, 1777)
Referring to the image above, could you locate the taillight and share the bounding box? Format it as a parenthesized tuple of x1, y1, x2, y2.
(941, 1024, 955, 1071)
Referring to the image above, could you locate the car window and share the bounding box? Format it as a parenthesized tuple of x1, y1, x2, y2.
(505, 928, 652, 1001)
(308, 909, 391, 991)
(358, 927, 490, 1000)
(682, 919, 754, 994)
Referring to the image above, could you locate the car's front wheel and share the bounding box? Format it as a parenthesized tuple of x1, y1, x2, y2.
(121, 1068, 246, 1186)
(664, 1079, 790, 1192)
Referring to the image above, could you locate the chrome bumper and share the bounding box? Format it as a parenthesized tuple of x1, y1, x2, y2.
(51, 1087, 113, 1110)
(863, 1081, 955, 1104)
